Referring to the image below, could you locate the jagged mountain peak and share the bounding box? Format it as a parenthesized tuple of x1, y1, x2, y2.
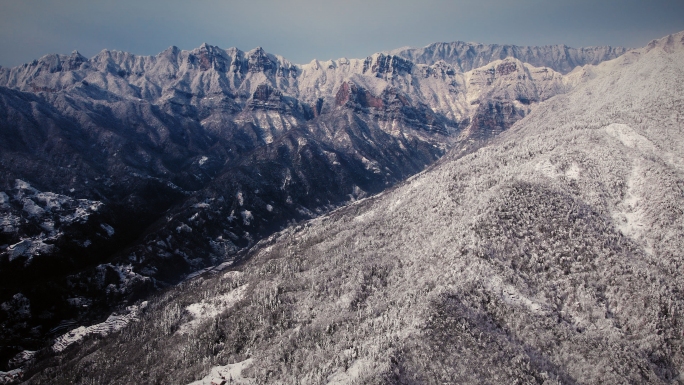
(391, 40, 628, 74)
(362, 52, 413, 77)
(646, 30, 684, 52)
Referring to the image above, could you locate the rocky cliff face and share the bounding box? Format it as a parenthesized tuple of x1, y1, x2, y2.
(0, 38, 619, 372)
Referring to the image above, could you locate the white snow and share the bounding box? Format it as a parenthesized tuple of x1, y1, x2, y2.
(177, 223, 193, 233)
(241, 210, 253, 225)
(612, 164, 652, 254)
(0, 369, 23, 384)
(177, 285, 247, 335)
(52, 302, 147, 353)
(565, 163, 581, 180)
(186, 358, 254, 385)
(605, 123, 656, 152)
(7, 239, 54, 262)
(326, 359, 372, 385)
(487, 277, 549, 315)
(14, 179, 36, 192)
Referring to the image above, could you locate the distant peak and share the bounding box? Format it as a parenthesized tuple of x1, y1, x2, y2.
(197, 42, 218, 51)
(646, 30, 684, 53)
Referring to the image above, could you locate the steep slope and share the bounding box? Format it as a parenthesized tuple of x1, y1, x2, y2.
(390, 41, 627, 74)
(19, 31, 684, 384)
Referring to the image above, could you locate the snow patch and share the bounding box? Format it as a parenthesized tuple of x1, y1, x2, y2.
(177, 223, 193, 233)
(604, 123, 655, 152)
(186, 358, 254, 385)
(612, 164, 651, 253)
(14, 179, 36, 192)
(0, 369, 23, 384)
(7, 239, 53, 263)
(52, 302, 147, 353)
(534, 159, 580, 180)
(565, 163, 581, 180)
(241, 210, 253, 225)
(177, 285, 248, 335)
(327, 359, 372, 385)
(488, 277, 549, 315)
(354, 209, 376, 223)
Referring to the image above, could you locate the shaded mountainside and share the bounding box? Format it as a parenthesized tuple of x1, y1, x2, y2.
(17, 31, 684, 384)
(0, 37, 625, 373)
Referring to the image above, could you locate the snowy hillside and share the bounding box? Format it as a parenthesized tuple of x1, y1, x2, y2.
(20, 31, 684, 384)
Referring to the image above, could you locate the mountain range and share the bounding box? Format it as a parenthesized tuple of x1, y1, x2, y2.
(2, 32, 680, 384)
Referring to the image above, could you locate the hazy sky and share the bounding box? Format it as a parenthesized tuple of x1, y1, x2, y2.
(1, 0, 683, 67)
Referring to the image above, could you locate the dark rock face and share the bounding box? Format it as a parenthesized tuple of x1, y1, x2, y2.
(495, 61, 518, 76)
(363, 54, 413, 77)
(467, 100, 526, 140)
(190, 45, 228, 72)
(335, 82, 384, 110)
(335, 82, 452, 134)
(247, 47, 277, 74)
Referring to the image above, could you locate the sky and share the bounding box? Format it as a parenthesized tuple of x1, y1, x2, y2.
(1, 0, 683, 67)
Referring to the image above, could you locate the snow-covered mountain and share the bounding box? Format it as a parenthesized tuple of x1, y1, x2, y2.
(0, 37, 628, 377)
(0, 43, 576, 125)
(15, 30, 683, 384)
(390, 41, 627, 73)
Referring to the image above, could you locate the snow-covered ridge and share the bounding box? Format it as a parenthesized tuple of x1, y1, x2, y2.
(389, 40, 628, 74)
(0, 35, 621, 124)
